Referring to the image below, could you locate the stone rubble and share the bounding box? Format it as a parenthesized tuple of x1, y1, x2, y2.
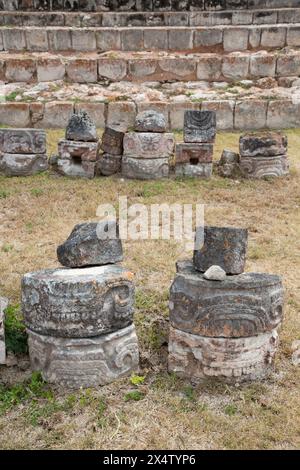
(0, 297, 8, 365)
(0, 129, 48, 177)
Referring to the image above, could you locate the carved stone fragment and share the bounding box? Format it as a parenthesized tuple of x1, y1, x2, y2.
(65, 111, 97, 142)
(193, 225, 248, 274)
(175, 143, 213, 164)
(27, 324, 139, 389)
(122, 155, 169, 179)
(217, 149, 241, 178)
(22, 264, 134, 338)
(57, 220, 123, 267)
(97, 153, 122, 176)
(58, 139, 99, 162)
(0, 129, 46, 154)
(184, 110, 216, 143)
(123, 132, 175, 159)
(175, 162, 212, 178)
(170, 260, 284, 337)
(101, 127, 124, 156)
(240, 155, 289, 179)
(0, 153, 48, 176)
(239, 132, 288, 157)
(135, 110, 167, 133)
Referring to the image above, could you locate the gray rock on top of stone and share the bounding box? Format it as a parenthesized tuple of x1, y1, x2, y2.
(65, 111, 97, 142)
(193, 226, 248, 275)
(239, 132, 288, 157)
(22, 265, 134, 338)
(184, 110, 216, 143)
(135, 110, 167, 133)
(57, 220, 123, 268)
(203, 265, 226, 281)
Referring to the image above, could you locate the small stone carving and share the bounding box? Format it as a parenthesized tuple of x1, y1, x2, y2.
(135, 110, 167, 133)
(184, 111, 216, 144)
(101, 127, 124, 156)
(65, 111, 98, 142)
(123, 132, 175, 159)
(57, 220, 123, 268)
(175, 143, 213, 164)
(0, 297, 8, 364)
(217, 149, 240, 178)
(203, 265, 226, 281)
(193, 226, 248, 275)
(28, 324, 139, 389)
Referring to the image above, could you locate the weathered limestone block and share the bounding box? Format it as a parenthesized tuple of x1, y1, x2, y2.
(170, 260, 284, 337)
(123, 132, 175, 159)
(239, 132, 288, 157)
(0, 297, 8, 365)
(27, 324, 139, 389)
(0, 153, 48, 177)
(240, 155, 289, 179)
(97, 153, 122, 176)
(57, 159, 96, 178)
(175, 143, 213, 164)
(168, 326, 279, 383)
(57, 220, 123, 268)
(175, 162, 212, 178)
(184, 110, 216, 143)
(135, 110, 167, 133)
(58, 139, 99, 162)
(122, 155, 169, 180)
(65, 111, 97, 142)
(101, 127, 124, 156)
(217, 149, 240, 178)
(193, 225, 248, 274)
(22, 264, 134, 338)
(0, 129, 46, 155)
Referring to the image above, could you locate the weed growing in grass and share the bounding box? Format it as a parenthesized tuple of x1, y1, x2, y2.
(130, 375, 146, 386)
(124, 390, 145, 402)
(4, 304, 28, 355)
(224, 404, 238, 416)
(30, 188, 44, 197)
(1, 244, 13, 253)
(0, 190, 8, 199)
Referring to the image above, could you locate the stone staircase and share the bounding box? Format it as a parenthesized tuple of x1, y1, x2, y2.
(0, 0, 299, 129)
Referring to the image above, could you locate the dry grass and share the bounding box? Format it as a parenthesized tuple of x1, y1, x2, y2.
(0, 129, 299, 450)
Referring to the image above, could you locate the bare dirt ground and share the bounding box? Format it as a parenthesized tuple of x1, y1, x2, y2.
(0, 130, 299, 450)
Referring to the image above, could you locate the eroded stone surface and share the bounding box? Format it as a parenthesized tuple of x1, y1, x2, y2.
(240, 155, 289, 178)
(175, 142, 213, 164)
(65, 111, 97, 142)
(122, 155, 169, 179)
(101, 127, 124, 156)
(135, 110, 167, 133)
(57, 220, 123, 268)
(168, 326, 279, 383)
(28, 324, 139, 389)
(22, 264, 133, 338)
(0, 297, 8, 365)
(58, 139, 99, 162)
(193, 225, 248, 275)
(0, 153, 48, 176)
(97, 153, 122, 176)
(123, 132, 175, 159)
(217, 148, 240, 178)
(184, 110, 216, 143)
(0, 129, 46, 154)
(56, 158, 96, 178)
(175, 162, 212, 178)
(203, 265, 226, 281)
(170, 259, 284, 337)
(239, 132, 288, 157)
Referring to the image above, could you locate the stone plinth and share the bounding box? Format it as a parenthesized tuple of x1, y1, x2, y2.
(27, 324, 139, 389)
(122, 155, 169, 180)
(175, 142, 213, 178)
(0, 153, 48, 177)
(240, 155, 289, 179)
(0, 297, 8, 365)
(56, 139, 99, 178)
(193, 226, 248, 275)
(22, 265, 134, 338)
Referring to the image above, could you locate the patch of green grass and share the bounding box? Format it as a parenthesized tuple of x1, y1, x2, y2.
(1, 243, 13, 253)
(30, 188, 44, 197)
(5, 91, 21, 102)
(224, 404, 238, 416)
(183, 385, 196, 402)
(0, 372, 52, 416)
(130, 374, 146, 386)
(4, 304, 28, 355)
(124, 390, 145, 402)
(0, 190, 8, 199)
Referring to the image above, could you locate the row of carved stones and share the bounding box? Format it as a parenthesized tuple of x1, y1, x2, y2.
(4, 1, 298, 13)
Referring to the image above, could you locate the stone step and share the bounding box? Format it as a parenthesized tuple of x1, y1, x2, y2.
(1, 8, 300, 27)
(0, 83, 299, 130)
(2, 0, 300, 12)
(1, 50, 299, 83)
(1, 24, 300, 52)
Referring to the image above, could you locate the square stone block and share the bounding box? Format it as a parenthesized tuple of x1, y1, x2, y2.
(37, 58, 66, 82)
(28, 324, 139, 389)
(58, 139, 99, 162)
(175, 142, 213, 164)
(0, 297, 8, 365)
(123, 132, 175, 159)
(101, 127, 124, 155)
(0, 153, 48, 177)
(5, 58, 36, 82)
(0, 129, 46, 154)
(122, 155, 169, 180)
(184, 110, 216, 143)
(66, 59, 97, 83)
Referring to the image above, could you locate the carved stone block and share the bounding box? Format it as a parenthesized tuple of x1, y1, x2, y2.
(170, 260, 284, 337)
(0, 153, 48, 177)
(193, 225, 248, 274)
(28, 324, 139, 389)
(184, 110, 216, 143)
(57, 220, 123, 268)
(22, 265, 134, 338)
(56, 159, 96, 178)
(168, 326, 279, 383)
(217, 149, 240, 178)
(175, 143, 213, 164)
(58, 139, 99, 162)
(123, 132, 175, 159)
(65, 111, 97, 142)
(175, 162, 212, 178)
(101, 127, 124, 156)
(239, 132, 288, 157)
(97, 153, 122, 176)
(135, 110, 167, 133)
(240, 155, 289, 179)
(122, 155, 169, 179)
(0, 297, 8, 365)
(0, 129, 46, 154)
